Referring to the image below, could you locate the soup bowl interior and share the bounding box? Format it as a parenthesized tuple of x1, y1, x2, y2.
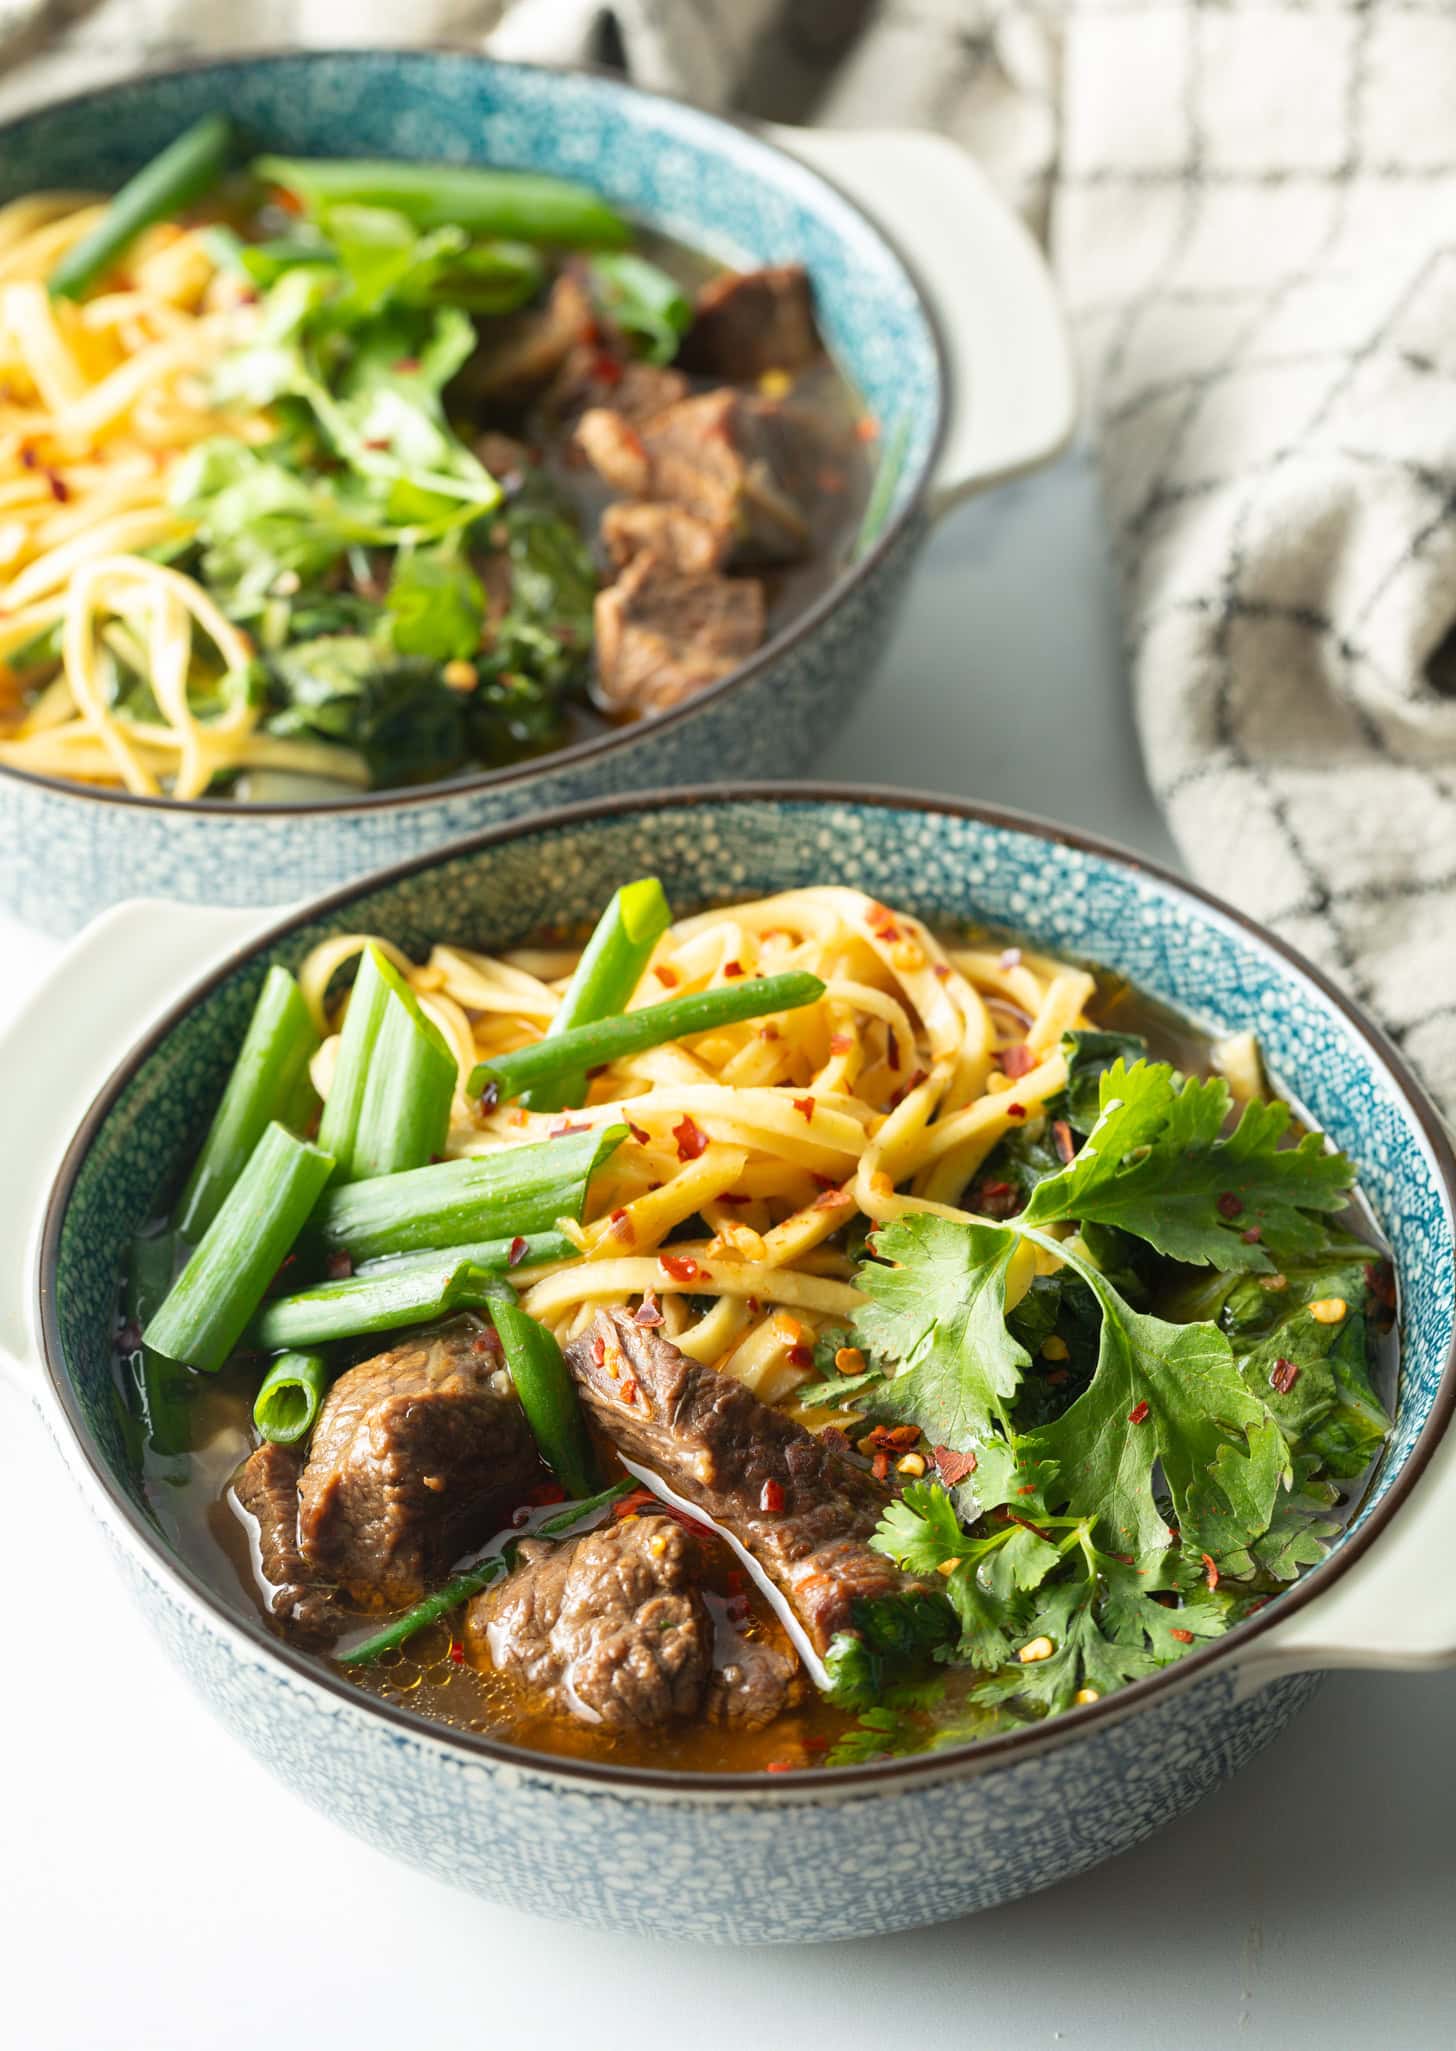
(31, 789, 1456, 1935)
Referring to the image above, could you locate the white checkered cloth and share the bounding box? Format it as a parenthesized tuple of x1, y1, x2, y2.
(4, 2, 1453, 1111)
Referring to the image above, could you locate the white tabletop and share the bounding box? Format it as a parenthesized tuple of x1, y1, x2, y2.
(3, 451, 1452, 2051)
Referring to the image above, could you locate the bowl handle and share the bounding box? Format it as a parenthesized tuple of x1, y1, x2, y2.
(1232, 1427, 1456, 1690)
(0, 898, 273, 1393)
(763, 125, 1076, 514)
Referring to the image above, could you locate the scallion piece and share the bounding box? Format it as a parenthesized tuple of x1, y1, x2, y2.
(317, 946, 454, 1184)
(144, 1123, 335, 1372)
(523, 876, 671, 1114)
(248, 1259, 509, 1352)
(336, 1479, 634, 1666)
(354, 1229, 573, 1281)
(490, 1299, 597, 1500)
(253, 1351, 331, 1447)
(307, 1123, 626, 1265)
(252, 156, 629, 247)
(50, 114, 233, 301)
(469, 972, 825, 1104)
(173, 965, 319, 1241)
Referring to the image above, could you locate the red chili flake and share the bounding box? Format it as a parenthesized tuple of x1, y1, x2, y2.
(392, 356, 421, 372)
(591, 351, 623, 387)
(447, 1638, 465, 1664)
(793, 1096, 816, 1122)
(550, 1119, 591, 1137)
(621, 1378, 640, 1406)
(758, 1023, 780, 1043)
(865, 901, 899, 938)
(747, 1297, 761, 1313)
(627, 1119, 650, 1145)
(507, 1235, 529, 1269)
(325, 1249, 354, 1281)
(1201, 1552, 1220, 1592)
(1015, 1483, 1038, 1497)
(591, 1336, 606, 1368)
(612, 1486, 656, 1520)
(609, 1207, 636, 1243)
(527, 1480, 567, 1507)
(974, 1177, 1020, 1220)
(1128, 1400, 1151, 1425)
(765, 1760, 796, 1774)
(1052, 1119, 1075, 1164)
(886, 1036, 901, 1071)
(786, 1344, 814, 1369)
(634, 1292, 665, 1328)
(673, 1114, 709, 1161)
(888, 1067, 929, 1110)
(1216, 1192, 1244, 1219)
(932, 962, 950, 980)
(362, 436, 392, 451)
(854, 416, 879, 443)
(934, 1445, 978, 1486)
(718, 1192, 752, 1206)
(654, 964, 680, 989)
(828, 1032, 855, 1055)
(1270, 1357, 1301, 1395)
(998, 947, 1022, 970)
(1045, 1368, 1069, 1388)
(998, 1043, 1036, 1079)
(723, 959, 745, 978)
(872, 1452, 892, 1481)
(1170, 1627, 1195, 1645)
(18, 444, 38, 469)
(1004, 1102, 1028, 1121)
(812, 1183, 852, 1211)
(660, 1252, 701, 1283)
(45, 468, 69, 503)
(1242, 1225, 1263, 1243)
(759, 1479, 786, 1513)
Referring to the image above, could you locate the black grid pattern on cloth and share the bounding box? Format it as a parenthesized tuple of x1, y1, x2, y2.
(1055, 0, 1456, 1112)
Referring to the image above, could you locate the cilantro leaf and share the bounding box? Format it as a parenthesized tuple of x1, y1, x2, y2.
(1023, 1060, 1355, 1272)
(823, 1588, 957, 1710)
(869, 1480, 966, 1575)
(1018, 1254, 1287, 1555)
(853, 1216, 1029, 1445)
(1061, 1028, 1149, 1134)
(972, 1579, 1156, 1714)
(1098, 1549, 1228, 1661)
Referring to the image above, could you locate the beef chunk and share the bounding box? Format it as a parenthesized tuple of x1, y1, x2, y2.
(593, 551, 765, 715)
(679, 264, 821, 380)
(465, 1515, 712, 1728)
(576, 388, 812, 565)
(461, 273, 596, 406)
(547, 348, 689, 426)
(600, 500, 728, 576)
(232, 1441, 342, 1647)
(708, 1639, 801, 1730)
(565, 1310, 936, 1653)
(298, 1318, 540, 1609)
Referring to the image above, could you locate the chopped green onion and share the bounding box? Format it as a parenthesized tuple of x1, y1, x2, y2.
(50, 114, 233, 301)
(588, 253, 691, 366)
(144, 1123, 335, 1373)
(253, 1351, 331, 1446)
(470, 972, 825, 1104)
(317, 946, 454, 1184)
(173, 965, 319, 1241)
(336, 1479, 634, 1666)
(354, 1229, 574, 1282)
(523, 876, 671, 1114)
(251, 156, 629, 247)
(490, 1299, 597, 1499)
(308, 1123, 626, 1265)
(248, 1260, 508, 1353)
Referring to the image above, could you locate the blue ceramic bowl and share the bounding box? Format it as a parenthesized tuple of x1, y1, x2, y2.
(7, 787, 1455, 1944)
(0, 51, 1073, 935)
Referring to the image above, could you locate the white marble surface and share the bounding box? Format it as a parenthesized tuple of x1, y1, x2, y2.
(3, 451, 1452, 2050)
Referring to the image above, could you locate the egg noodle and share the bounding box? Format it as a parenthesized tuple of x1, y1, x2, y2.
(300, 888, 1097, 1416)
(0, 196, 356, 797)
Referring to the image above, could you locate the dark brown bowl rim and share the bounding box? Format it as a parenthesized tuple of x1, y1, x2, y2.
(0, 48, 948, 820)
(35, 783, 1456, 1797)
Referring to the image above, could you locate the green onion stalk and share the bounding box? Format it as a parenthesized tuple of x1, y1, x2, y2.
(522, 876, 671, 1115)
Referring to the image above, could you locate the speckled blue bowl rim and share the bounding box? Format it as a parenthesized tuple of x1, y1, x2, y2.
(34, 782, 1456, 1797)
(0, 48, 949, 822)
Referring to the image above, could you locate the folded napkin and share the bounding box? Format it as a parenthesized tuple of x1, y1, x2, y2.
(4, 0, 1451, 1112)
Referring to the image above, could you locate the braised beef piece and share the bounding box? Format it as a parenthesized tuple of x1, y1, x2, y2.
(708, 1639, 801, 1730)
(600, 501, 728, 576)
(593, 551, 765, 715)
(679, 264, 821, 380)
(460, 273, 596, 407)
(575, 388, 812, 565)
(298, 1317, 540, 1609)
(565, 1309, 936, 1653)
(232, 1440, 342, 1647)
(475, 430, 535, 488)
(546, 348, 689, 427)
(465, 1514, 712, 1728)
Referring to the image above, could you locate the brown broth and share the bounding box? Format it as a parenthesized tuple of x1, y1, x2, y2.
(118, 947, 1399, 1774)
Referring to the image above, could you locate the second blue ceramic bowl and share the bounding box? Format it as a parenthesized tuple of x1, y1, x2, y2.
(0, 51, 1073, 933)
(4, 786, 1454, 1942)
